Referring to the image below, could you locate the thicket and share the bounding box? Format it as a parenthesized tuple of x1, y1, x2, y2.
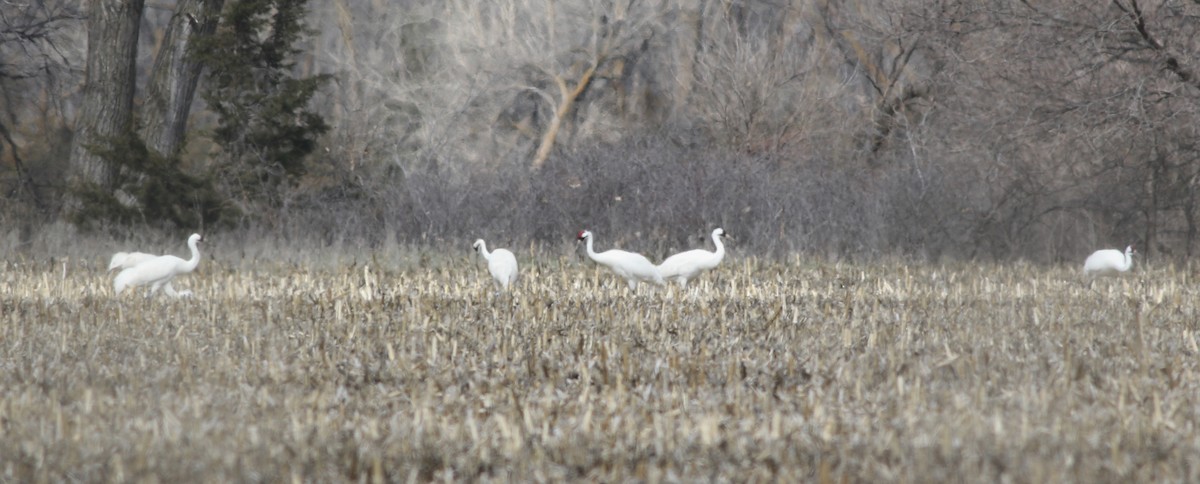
(69, 133, 231, 233)
(265, 133, 984, 262)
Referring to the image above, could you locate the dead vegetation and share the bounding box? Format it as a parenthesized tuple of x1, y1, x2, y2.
(1, 251, 1199, 481)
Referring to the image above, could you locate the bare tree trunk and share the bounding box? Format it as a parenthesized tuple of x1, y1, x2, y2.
(671, 0, 703, 111)
(66, 0, 144, 209)
(140, 0, 224, 158)
(530, 63, 599, 170)
(1145, 151, 1165, 258)
(332, 0, 359, 121)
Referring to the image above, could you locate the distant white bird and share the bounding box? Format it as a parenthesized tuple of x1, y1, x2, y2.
(473, 239, 519, 291)
(108, 251, 158, 271)
(577, 230, 663, 290)
(114, 233, 203, 298)
(658, 228, 729, 287)
(1083, 245, 1135, 276)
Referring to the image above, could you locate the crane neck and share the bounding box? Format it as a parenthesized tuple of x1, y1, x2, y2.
(478, 242, 490, 259)
(712, 232, 725, 257)
(184, 237, 202, 272)
(585, 235, 597, 259)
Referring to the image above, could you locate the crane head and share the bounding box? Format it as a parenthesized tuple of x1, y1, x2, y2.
(576, 230, 591, 241)
(472, 239, 484, 252)
(693, 228, 731, 240)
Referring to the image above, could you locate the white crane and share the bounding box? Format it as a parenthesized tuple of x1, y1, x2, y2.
(1083, 245, 1135, 276)
(658, 228, 729, 287)
(472, 239, 519, 291)
(576, 230, 663, 290)
(113, 233, 203, 298)
(108, 251, 158, 271)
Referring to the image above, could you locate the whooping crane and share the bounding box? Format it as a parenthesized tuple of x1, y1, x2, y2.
(473, 239, 519, 291)
(108, 252, 158, 271)
(1083, 245, 1135, 276)
(576, 230, 663, 290)
(113, 233, 203, 298)
(658, 228, 729, 287)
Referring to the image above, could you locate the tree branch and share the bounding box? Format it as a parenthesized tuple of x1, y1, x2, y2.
(1113, 0, 1200, 89)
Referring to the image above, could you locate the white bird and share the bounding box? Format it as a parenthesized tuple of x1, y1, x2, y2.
(1083, 245, 1135, 276)
(577, 230, 663, 290)
(658, 228, 729, 287)
(473, 239, 519, 291)
(107, 251, 158, 271)
(113, 233, 203, 298)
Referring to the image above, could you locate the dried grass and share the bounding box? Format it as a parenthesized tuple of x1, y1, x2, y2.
(1, 252, 1198, 482)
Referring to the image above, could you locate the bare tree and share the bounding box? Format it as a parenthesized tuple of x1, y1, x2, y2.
(309, 0, 665, 177)
(440, 0, 661, 170)
(66, 0, 144, 209)
(140, 0, 225, 158)
(1015, 0, 1200, 256)
(812, 0, 934, 163)
(0, 0, 81, 211)
(64, 0, 234, 226)
(0, 1, 81, 86)
(685, 1, 836, 154)
(1103, 0, 1200, 255)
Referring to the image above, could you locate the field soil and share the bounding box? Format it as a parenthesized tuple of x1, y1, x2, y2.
(1, 252, 1198, 482)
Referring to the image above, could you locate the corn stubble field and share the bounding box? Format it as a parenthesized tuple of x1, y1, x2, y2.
(2, 249, 1200, 482)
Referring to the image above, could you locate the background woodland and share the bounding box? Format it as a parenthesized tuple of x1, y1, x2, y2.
(3, 0, 1200, 261)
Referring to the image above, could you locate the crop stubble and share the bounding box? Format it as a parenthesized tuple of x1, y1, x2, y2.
(1, 255, 1199, 482)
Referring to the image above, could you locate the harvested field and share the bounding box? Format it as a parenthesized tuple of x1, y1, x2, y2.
(2, 251, 1199, 482)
